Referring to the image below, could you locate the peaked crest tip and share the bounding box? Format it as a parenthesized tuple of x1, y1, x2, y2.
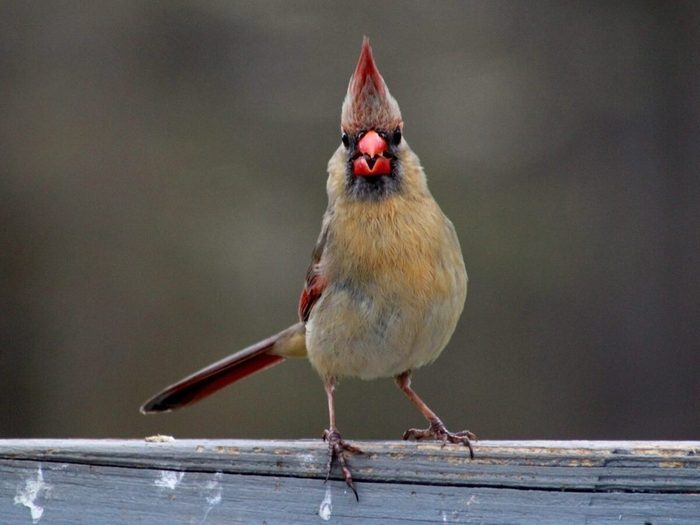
(353, 37, 380, 94)
(341, 37, 403, 133)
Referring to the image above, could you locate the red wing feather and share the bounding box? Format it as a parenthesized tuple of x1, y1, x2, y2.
(299, 270, 326, 323)
(298, 221, 330, 322)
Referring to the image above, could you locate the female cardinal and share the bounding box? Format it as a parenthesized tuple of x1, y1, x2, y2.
(141, 37, 473, 499)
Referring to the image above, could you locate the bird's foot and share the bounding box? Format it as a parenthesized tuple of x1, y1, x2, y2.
(322, 429, 361, 500)
(402, 418, 477, 459)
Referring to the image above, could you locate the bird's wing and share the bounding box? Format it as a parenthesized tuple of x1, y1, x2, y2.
(299, 218, 330, 323)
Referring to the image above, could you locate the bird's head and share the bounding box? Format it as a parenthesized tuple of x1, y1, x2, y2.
(338, 37, 406, 200)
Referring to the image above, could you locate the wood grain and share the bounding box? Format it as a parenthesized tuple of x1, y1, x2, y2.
(1, 439, 699, 524)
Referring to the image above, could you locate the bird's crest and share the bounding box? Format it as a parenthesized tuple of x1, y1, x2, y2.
(341, 37, 402, 133)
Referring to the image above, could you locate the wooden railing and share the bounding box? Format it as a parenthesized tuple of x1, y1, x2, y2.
(1, 439, 699, 523)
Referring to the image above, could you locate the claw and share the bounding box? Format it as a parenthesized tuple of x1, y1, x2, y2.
(403, 419, 477, 459)
(322, 429, 361, 500)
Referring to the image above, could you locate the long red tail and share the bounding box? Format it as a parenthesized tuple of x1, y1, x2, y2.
(140, 323, 305, 413)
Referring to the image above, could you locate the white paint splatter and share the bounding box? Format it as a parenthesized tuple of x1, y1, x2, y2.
(154, 470, 184, 490)
(204, 476, 222, 506)
(318, 485, 332, 521)
(14, 465, 52, 523)
(441, 510, 448, 523)
(299, 453, 315, 466)
(199, 472, 223, 524)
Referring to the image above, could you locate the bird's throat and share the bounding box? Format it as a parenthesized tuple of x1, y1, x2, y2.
(345, 171, 401, 201)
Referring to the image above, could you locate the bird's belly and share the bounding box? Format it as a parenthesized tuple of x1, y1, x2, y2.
(305, 281, 461, 380)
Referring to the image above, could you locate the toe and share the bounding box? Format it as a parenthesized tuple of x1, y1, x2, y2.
(455, 430, 478, 441)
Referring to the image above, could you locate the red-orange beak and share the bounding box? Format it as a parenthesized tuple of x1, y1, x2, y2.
(358, 131, 386, 158)
(352, 130, 392, 176)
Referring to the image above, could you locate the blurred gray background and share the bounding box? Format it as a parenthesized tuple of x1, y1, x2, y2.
(1, 1, 698, 441)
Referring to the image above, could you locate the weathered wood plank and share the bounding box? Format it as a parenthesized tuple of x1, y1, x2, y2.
(3, 459, 700, 525)
(1, 439, 698, 491)
(1, 440, 699, 524)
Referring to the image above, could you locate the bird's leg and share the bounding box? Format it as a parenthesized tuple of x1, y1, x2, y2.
(395, 370, 476, 459)
(322, 377, 361, 500)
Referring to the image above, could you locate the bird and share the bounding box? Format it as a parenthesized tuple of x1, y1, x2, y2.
(140, 37, 473, 500)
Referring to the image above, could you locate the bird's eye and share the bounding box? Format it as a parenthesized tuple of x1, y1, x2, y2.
(341, 132, 350, 148)
(392, 128, 402, 146)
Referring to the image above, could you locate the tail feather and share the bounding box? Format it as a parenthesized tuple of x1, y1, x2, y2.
(140, 323, 305, 413)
